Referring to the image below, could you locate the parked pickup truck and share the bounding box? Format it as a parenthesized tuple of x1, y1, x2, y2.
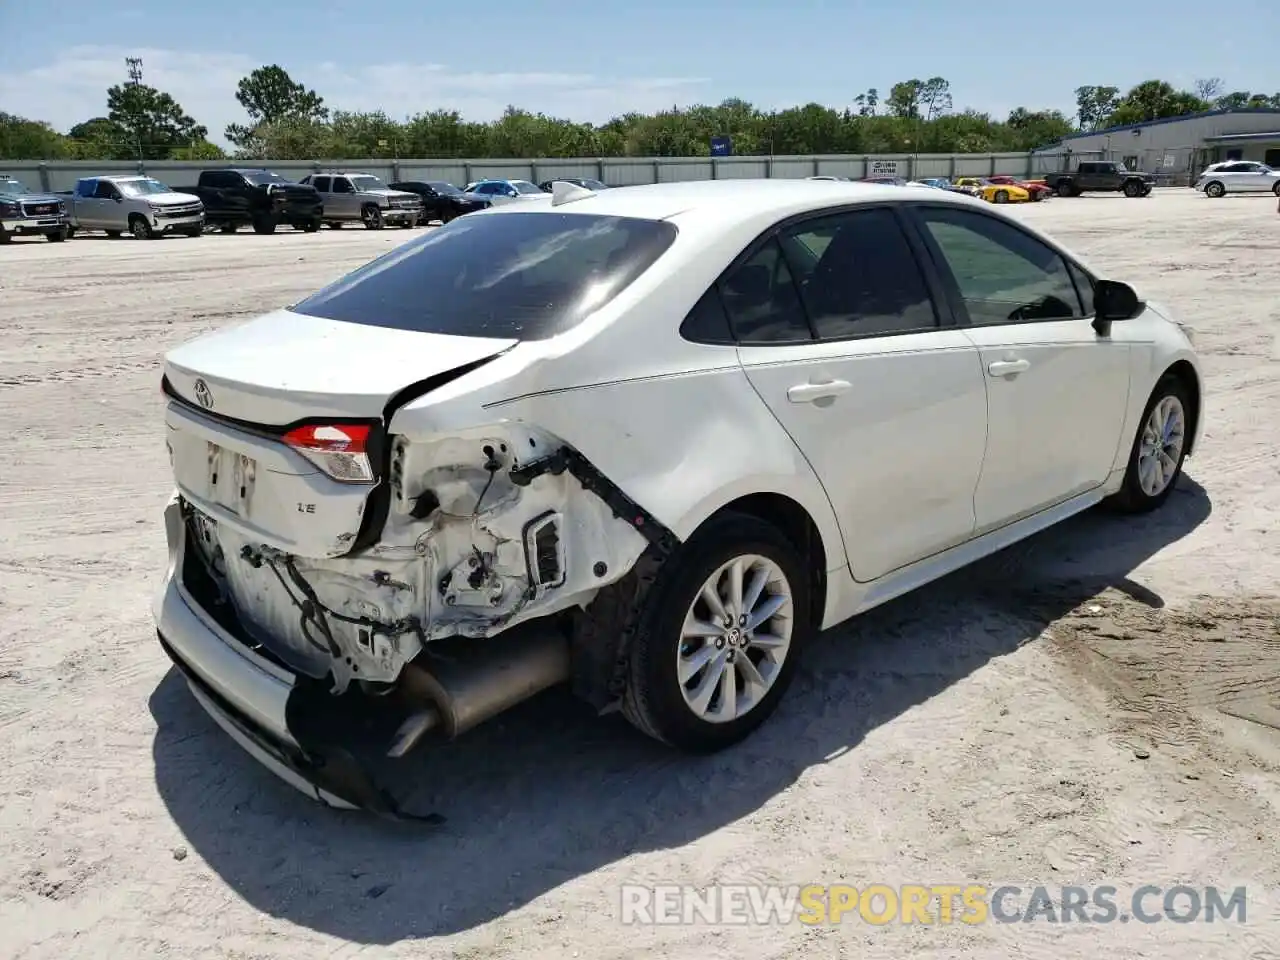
(1041, 161, 1154, 198)
(297, 172, 421, 229)
(172, 168, 323, 234)
(0, 173, 70, 243)
(60, 176, 205, 240)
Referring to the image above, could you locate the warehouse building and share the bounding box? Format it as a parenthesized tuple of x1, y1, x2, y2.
(1033, 108, 1280, 182)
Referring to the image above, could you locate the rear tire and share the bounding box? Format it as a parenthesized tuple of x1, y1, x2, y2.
(219, 222, 238, 234)
(0, 229, 11, 244)
(621, 512, 810, 753)
(105, 229, 122, 239)
(327, 221, 344, 229)
(301, 218, 321, 232)
(994, 189, 1009, 203)
(1105, 374, 1193, 514)
(252, 214, 277, 235)
(1056, 180, 1077, 197)
(1272, 182, 1280, 197)
(1204, 181, 1225, 198)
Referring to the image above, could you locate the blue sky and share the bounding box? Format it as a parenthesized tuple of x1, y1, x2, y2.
(2, 0, 1273, 147)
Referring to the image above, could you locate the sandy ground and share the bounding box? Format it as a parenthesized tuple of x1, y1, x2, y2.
(2, 191, 1279, 960)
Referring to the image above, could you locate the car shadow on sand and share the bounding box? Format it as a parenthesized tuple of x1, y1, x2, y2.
(148, 477, 1210, 943)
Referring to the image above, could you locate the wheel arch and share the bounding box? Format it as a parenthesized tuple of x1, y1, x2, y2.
(697, 492, 828, 631)
(1162, 358, 1202, 457)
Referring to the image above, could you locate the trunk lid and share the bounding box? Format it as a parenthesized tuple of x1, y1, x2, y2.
(163, 309, 515, 557)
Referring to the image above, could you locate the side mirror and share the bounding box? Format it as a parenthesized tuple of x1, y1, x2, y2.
(1092, 279, 1142, 334)
(114, 196, 123, 203)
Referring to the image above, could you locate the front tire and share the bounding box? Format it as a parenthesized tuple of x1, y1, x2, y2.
(1123, 180, 1143, 198)
(252, 214, 277, 235)
(128, 216, 154, 240)
(361, 205, 384, 230)
(1106, 374, 1192, 513)
(46, 227, 68, 242)
(1272, 182, 1280, 197)
(621, 512, 809, 753)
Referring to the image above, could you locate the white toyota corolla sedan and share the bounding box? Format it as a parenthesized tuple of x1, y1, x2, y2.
(155, 178, 1203, 816)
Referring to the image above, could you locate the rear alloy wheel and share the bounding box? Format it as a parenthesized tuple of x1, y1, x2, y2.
(361, 205, 384, 230)
(1204, 181, 1225, 198)
(1123, 180, 1143, 198)
(129, 215, 154, 240)
(1106, 374, 1192, 513)
(622, 512, 809, 753)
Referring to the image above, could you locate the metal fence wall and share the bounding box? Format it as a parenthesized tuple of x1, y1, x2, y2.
(5, 152, 1071, 192)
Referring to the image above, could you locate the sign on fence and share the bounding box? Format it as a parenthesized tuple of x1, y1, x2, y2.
(868, 159, 901, 177)
(710, 137, 733, 157)
(1162, 154, 1177, 168)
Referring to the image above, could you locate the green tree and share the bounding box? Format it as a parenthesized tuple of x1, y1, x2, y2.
(1073, 85, 1121, 130)
(919, 77, 953, 121)
(106, 81, 207, 159)
(0, 112, 73, 159)
(1215, 90, 1280, 110)
(226, 65, 328, 148)
(886, 80, 924, 119)
(853, 88, 879, 116)
(1107, 80, 1209, 127)
(1004, 108, 1073, 150)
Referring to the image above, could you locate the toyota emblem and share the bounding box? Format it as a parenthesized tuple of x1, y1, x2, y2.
(193, 378, 214, 409)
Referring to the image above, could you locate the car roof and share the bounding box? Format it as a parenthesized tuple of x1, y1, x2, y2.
(481, 177, 976, 226)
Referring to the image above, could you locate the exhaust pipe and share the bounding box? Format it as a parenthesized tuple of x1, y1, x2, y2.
(387, 625, 570, 757)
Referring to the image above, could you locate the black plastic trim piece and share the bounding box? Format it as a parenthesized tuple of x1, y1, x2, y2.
(509, 445, 680, 556)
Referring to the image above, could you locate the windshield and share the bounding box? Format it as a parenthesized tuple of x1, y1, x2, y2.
(119, 178, 172, 197)
(350, 175, 388, 192)
(0, 178, 30, 195)
(511, 180, 545, 195)
(292, 212, 678, 340)
(242, 170, 293, 186)
(581, 179, 608, 190)
(428, 181, 464, 196)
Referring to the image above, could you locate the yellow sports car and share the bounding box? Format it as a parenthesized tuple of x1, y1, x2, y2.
(953, 177, 1032, 204)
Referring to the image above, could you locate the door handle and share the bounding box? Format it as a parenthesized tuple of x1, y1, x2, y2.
(787, 379, 852, 403)
(987, 358, 1031, 377)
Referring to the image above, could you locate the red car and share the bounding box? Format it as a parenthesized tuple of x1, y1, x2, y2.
(986, 175, 1053, 201)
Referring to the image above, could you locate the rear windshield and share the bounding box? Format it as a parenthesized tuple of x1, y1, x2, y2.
(290, 211, 678, 340)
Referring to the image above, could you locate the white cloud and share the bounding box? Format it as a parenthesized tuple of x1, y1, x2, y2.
(0, 45, 710, 146)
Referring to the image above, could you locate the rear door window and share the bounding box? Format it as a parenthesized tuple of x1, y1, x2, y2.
(291, 212, 678, 340)
(311, 176, 330, 191)
(780, 208, 938, 339)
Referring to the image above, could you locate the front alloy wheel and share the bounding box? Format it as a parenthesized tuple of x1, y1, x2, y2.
(621, 512, 809, 752)
(1107, 374, 1192, 513)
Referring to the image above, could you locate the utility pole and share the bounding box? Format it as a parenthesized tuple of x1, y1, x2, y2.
(125, 57, 144, 162)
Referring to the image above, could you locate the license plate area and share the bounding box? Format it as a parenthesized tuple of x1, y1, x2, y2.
(208, 442, 257, 517)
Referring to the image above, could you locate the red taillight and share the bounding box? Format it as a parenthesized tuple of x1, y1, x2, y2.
(282, 422, 376, 483)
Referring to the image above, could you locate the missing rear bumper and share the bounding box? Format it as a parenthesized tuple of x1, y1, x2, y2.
(158, 629, 444, 823)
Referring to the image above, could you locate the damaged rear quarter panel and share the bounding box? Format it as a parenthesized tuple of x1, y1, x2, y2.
(484, 365, 844, 556)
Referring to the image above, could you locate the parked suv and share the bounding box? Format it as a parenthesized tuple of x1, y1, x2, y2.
(0, 174, 70, 243)
(299, 173, 422, 229)
(1194, 161, 1280, 197)
(62, 176, 204, 239)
